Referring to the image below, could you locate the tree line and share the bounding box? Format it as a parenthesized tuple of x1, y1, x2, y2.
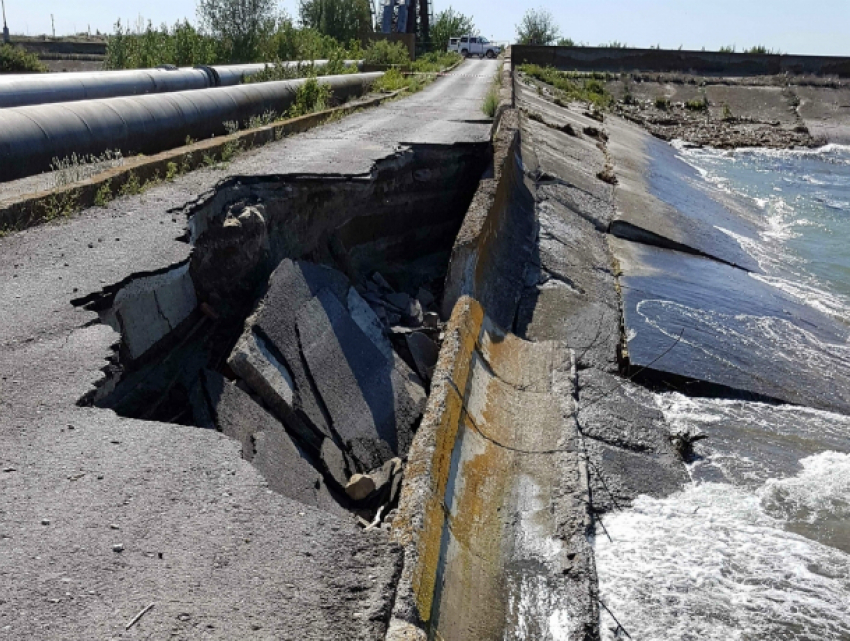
(105, 0, 478, 69)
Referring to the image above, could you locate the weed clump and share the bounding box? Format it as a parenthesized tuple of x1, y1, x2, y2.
(363, 40, 409, 66)
(482, 85, 499, 117)
(288, 77, 332, 117)
(685, 96, 709, 112)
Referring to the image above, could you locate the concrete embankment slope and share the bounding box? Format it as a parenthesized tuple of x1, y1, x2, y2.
(0, 59, 498, 640)
(605, 117, 850, 414)
(388, 63, 690, 640)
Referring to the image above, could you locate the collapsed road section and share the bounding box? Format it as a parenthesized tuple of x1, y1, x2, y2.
(0, 58, 499, 640)
(73, 142, 489, 519)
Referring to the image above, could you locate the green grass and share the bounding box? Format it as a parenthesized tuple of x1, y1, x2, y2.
(519, 64, 612, 109)
(482, 86, 499, 117)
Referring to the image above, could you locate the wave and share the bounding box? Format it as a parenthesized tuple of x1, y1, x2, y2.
(595, 466, 850, 641)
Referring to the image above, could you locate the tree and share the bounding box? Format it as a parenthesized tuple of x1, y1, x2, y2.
(430, 7, 475, 52)
(299, 0, 372, 44)
(197, 0, 277, 62)
(515, 8, 559, 46)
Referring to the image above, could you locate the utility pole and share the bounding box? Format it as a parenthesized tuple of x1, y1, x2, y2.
(2, 0, 10, 44)
(51, 14, 55, 39)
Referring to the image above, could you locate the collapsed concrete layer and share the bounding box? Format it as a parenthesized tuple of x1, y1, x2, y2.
(74, 142, 489, 520)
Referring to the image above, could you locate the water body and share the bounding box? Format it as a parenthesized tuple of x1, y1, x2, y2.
(677, 143, 850, 321)
(597, 145, 850, 640)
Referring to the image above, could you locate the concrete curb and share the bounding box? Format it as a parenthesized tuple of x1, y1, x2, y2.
(0, 87, 403, 234)
(385, 50, 543, 640)
(387, 296, 485, 639)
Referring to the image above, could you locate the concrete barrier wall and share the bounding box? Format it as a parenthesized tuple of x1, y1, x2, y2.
(441, 61, 536, 330)
(513, 45, 850, 77)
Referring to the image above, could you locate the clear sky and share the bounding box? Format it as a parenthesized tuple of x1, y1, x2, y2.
(6, 0, 849, 56)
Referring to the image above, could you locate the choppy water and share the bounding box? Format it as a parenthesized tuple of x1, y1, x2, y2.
(596, 145, 850, 641)
(677, 143, 850, 321)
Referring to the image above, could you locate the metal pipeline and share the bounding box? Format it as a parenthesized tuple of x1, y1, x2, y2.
(210, 60, 363, 87)
(0, 60, 364, 109)
(0, 72, 382, 183)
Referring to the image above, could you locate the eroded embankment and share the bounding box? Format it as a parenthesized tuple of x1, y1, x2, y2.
(73, 141, 489, 524)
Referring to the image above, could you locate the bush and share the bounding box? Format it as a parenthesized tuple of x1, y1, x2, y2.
(410, 51, 461, 73)
(288, 77, 332, 116)
(363, 40, 409, 66)
(685, 96, 709, 112)
(654, 96, 671, 110)
(373, 67, 408, 92)
(0, 44, 47, 73)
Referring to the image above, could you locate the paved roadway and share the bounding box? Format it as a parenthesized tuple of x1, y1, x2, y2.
(0, 58, 499, 640)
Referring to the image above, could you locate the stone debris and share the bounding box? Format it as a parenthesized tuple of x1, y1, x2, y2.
(345, 474, 377, 501)
(346, 458, 404, 510)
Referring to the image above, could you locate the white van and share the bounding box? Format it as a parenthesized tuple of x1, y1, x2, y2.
(447, 35, 501, 59)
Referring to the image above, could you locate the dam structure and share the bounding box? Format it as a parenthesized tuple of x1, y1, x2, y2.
(1, 46, 849, 639)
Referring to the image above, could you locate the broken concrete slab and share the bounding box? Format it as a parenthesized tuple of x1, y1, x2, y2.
(320, 436, 355, 490)
(252, 428, 348, 517)
(194, 369, 347, 515)
(297, 288, 426, 470)
(226, 328, 309, 437)
(522, 117, 613, 206)
(577, 368, 688, 511)
(240, 259, 351, 443)
(515, 198, 621, 373)
(106, 263, 197, 361)
(348, 286, 394, 362)
(405, 332, 439, 383)
(611, 236, 850, 414)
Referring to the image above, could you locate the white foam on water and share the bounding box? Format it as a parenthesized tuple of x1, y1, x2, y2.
(636, 299, 850, 378)
(751, 273, 850, 321)
(655, 393, 850, 490)
(595, 471, 850, 641)
(760, 452, 850, 526)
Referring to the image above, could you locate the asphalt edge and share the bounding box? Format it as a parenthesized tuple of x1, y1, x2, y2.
(0, 82, 400, 234)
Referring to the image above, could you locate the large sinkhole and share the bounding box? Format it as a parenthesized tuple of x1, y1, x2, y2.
(73, 142, 490, 521)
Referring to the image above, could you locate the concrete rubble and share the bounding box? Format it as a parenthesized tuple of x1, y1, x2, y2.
(221, 259, 438, 514)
